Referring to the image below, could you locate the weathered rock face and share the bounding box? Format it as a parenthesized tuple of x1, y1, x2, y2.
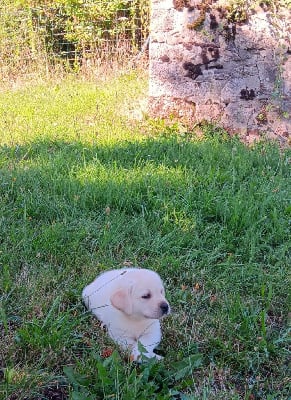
(149, 0, 290, 144)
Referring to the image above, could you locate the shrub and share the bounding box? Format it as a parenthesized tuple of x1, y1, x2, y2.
(0, 0, 150, 76)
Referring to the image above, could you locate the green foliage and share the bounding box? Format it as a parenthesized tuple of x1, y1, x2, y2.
(0, 0, 150, 76)
(63, 351, 202, 399)
(29, 0, 149, 53)
(224, 0, 290, 22)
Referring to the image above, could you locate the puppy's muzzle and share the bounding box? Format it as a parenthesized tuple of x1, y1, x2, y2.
(160, 301, 170, 316)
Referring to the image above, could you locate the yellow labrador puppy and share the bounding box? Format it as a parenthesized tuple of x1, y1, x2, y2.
(82, 268, 170, 361)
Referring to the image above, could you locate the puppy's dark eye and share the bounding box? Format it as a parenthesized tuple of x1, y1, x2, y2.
(141, 293, 151, 299)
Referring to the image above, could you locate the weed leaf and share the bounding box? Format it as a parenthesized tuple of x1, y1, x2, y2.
(63, 365, 90, 387)
(172, 354, 203, 381)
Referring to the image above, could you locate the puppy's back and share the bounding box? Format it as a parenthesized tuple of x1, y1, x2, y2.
(82, 268, 137, 309)
(83, 270, 119, 305)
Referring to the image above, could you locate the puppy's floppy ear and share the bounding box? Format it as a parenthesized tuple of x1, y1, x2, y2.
(110, 289, 133, 315)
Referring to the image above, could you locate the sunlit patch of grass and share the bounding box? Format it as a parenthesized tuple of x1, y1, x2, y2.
(0, 71, 147, 145)
(0, 72, 290, 399)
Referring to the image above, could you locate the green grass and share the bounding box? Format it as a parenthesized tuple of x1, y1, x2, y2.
(0, 72, 290, 400)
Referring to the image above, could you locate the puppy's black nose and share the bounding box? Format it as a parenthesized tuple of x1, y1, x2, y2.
(160, 302, 169, 315)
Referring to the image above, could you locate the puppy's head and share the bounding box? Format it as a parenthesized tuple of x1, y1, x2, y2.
(110, 269, 170, 320)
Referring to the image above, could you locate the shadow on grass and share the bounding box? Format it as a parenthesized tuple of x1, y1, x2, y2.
(0, 134, 289, 278)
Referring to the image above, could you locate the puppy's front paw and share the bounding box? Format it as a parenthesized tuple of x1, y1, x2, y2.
(130, 347, 142, 362)
(131, 351, 163, 363)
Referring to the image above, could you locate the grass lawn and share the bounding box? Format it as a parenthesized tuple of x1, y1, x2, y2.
(0, 72, 290, 400)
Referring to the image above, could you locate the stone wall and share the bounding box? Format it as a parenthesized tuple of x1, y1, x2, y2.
(148, 0, 290, 144)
